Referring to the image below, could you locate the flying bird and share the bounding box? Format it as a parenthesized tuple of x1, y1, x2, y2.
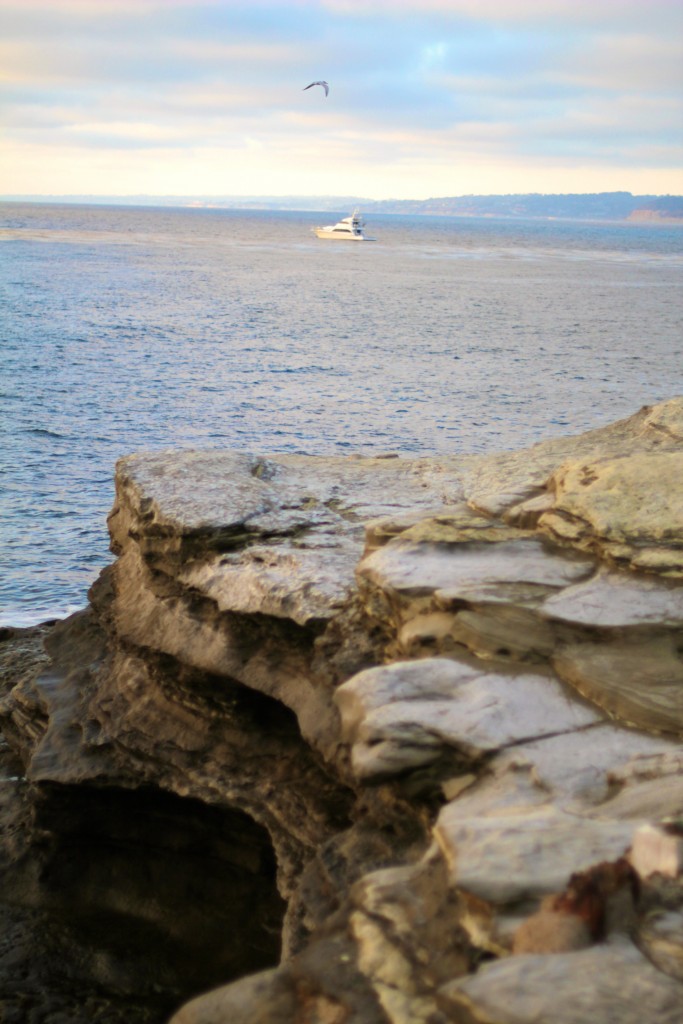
(303, 81, 329, 97)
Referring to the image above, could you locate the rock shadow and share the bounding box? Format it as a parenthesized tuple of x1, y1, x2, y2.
(3, 780, 286, 1022)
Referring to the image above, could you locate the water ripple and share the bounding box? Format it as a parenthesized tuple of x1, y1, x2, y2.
(1, 203, 682, 624)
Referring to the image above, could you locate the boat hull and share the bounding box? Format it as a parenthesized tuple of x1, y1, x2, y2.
(313, 229, 373, 240)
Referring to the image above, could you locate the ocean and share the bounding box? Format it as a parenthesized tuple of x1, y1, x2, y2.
(1, 202, 682, 627)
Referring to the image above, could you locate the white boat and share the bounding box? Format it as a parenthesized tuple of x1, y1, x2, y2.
(313, 209, 375, 241)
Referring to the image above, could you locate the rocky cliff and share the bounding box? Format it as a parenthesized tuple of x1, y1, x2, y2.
(1, 398, 682, 1023)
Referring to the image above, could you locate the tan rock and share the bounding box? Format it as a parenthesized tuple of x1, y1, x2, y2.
(541, 566, 683, 628)
(335, 658, 600, 781)
(642, 398, 683, 440)
(6, 399, 683, 1024)
(489, 726, 682, 807)
(357, 534, 594, 663)
(539, 452, 683, 575)
(362, 504, 504, 552)
(439, 942, 683, 1024)
(110, 544, 339, 756)
(460, 397, 683, 519)
(512, 904, 593, 954)
(178, 541, 359, 625)
(597, 772, 683, 821)
(168, 968, 295, 1024)
(434, 604, 557, 662)
(346, 856, 472, 1020)
(636, 909, 683, 982)
(630, 825, 683, 880)
(359, 537, 594, 602)
(110, 449, 470, 564)
(434, 802, 634, 905)
(554, 636, 683, 735)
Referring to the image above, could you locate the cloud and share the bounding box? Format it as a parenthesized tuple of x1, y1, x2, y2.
(322, 0, 683, 29)
(554, 34, 683, 93)
(0, 0, 680, 197)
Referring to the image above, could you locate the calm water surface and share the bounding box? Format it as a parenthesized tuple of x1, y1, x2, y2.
(2, 203, 682, 625)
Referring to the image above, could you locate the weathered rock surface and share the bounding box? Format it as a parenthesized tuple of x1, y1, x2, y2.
(335, 658, 600, 781)
(1, 398, 682, 1023)
(439, 942, 683, 1024)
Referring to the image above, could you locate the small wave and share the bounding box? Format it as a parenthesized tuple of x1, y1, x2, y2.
(270, 365, 333, 375)
(25, 428, 69, 439)
(0, 602, 85, 629)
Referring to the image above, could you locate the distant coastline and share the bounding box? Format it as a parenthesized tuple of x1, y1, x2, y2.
(2, 191, 682, 224)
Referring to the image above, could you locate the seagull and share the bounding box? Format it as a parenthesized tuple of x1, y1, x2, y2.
(303, 81, 329, 97)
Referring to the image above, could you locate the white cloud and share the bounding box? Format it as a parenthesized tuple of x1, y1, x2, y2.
(322, 0, 683, 29)
(0, 0, 680, 196)
(554, 34, 683, 93)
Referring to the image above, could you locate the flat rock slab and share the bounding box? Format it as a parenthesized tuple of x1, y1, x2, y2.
(434, 802, 635, 904)
(488, 724, 683, 807)
(541, 566, 683, 627)
(358, 537, 594, 602)
(178, 541, 359, 625)
(112, 450, 467, 550)
(335, 658, 601, 781)
(439, 941, 683, 1024)
(554, 636, 683, 736)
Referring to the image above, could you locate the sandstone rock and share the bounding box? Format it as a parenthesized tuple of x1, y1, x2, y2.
(554, 635, 683, 735)
(109, 543, 342, 759)
(335, 657, 600, 782)
(636, 909, 683, 982)
(105, 450, 476, 760)
(439, 942, 683, 1024)
(167, 969, 295, 1024)
(512, 900, 593, 954)
(3, 399, 683, 1023)
(630, 825, 683, 880)
(109, 449, 467, 567)
(538, 452, 683, 575)
(487, 725, 682, 807)
(176, 541, 358, 625)
(434, 802, 635, 906)
(359, 536, 593, 604)
(356, 533, 595, 664)
(460, 397, 683, 519)
(541, 566, 683, 627)
(597, 772, 683, 821)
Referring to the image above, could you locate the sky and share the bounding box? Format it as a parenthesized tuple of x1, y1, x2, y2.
(1, 0, 682, 200)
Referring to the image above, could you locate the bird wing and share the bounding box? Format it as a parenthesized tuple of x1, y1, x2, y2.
(303, 81, 329, 96)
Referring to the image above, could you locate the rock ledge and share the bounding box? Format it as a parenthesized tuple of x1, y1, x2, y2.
(1, 398, 682, 1023)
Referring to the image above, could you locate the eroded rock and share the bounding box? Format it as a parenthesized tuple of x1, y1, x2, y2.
(554, 635, 683, 736)
(539, 452, 683, 575)
(2, 398, 683, 1023)
(439, 942, 683, 1024)
(335, 657, 600, 782)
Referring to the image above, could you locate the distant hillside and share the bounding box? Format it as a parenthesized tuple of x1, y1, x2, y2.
(362, 192, 683, 222)
(2, 191, 682, 222)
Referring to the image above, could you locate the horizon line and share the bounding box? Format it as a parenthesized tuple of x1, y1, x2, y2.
(2, 189, 683, 201)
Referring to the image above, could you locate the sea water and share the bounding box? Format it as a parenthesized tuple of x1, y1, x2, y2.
(2, 202, 682, 626)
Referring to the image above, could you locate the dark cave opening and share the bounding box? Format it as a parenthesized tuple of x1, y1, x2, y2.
(4, 781, 286, 1022)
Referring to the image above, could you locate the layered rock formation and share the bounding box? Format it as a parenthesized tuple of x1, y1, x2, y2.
(1, 398, 682, 1023)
